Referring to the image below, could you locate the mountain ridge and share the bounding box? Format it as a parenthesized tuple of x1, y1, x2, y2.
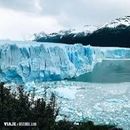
(34, 16, 130, 47)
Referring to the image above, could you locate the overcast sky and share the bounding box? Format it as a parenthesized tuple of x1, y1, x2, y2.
(0, 0, 130, 40)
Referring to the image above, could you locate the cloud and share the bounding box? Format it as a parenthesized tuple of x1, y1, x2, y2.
(39, 0, 130, 26)
(0, 8, 63, 40)
(0, 0, 130, 26)
(0, 0, 38, 13)
(0, 0, 130, 40)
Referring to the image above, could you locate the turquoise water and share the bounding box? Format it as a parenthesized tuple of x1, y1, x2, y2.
(71, 60, 130, 83)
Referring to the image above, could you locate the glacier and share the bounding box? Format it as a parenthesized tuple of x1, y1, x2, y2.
(0, 41, 130, 83)
(1, 40, 130, 130)
(0, 41, 94, 83)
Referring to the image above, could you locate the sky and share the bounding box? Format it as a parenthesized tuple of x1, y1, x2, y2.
(0, 0, 130, 40)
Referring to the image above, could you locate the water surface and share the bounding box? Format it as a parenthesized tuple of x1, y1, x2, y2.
(71, 60, 130, 83)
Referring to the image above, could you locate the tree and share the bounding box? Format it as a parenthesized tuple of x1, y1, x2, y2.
(0, 82, 123, 130)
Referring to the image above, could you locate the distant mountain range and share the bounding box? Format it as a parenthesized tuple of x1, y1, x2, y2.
(34, 16, 130, 47)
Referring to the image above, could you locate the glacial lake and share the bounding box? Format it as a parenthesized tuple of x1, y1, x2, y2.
(71, 60, 130, 83)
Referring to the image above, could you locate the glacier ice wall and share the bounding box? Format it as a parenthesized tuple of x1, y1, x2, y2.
(0, 41, 96, 83)
(0, 41, 130, 83)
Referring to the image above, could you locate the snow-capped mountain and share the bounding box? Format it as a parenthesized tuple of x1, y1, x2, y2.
(63, 25, 97, 35)
(34, 25, 97, 42)
(103, 16, 130, 28)
(34, 16, 130, 47)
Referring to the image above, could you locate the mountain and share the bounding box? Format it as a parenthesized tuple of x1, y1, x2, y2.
(34, 25, 97, 44)
(34, 16, 130, 47)
(102, 16, 130, 28)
